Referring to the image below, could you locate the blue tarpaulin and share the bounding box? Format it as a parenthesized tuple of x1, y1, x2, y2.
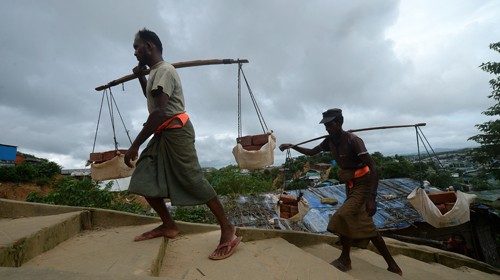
(227, 178, 424, 233)
(285, 178, 423, 232)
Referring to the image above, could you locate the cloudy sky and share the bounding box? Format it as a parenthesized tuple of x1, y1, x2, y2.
(1, 0, 499, 169)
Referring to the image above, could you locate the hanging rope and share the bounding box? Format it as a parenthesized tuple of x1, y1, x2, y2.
(91, 90, 107, 154)
(105, 88, 119, 150)
(90, 88, 132, 156)
(237, 62, 269, 138)
(417, 126, 444, 168)
(109, 91, 133, 145)
(282, 148, 293, 191)
(237, 63, 242, 138)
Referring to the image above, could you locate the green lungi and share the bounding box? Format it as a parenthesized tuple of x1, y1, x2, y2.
(128, 120, 217, 206)
(327, 175, 378, 239)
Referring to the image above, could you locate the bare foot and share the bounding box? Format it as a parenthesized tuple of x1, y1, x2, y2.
(330, 258, 352, 272)
(387, 266, 403, 276)
(134, 224, 179, 242)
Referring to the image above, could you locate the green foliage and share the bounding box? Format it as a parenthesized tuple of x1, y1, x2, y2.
(205, 165, 275, 195)
(172, 206, 216, 224)
(0, 161, 61, 183)
(27, 177, 112, 207)
(372, 153, 415, 179)
(285, 179, 309, 190)
(36, 161, 61, 178)
(469, 171, 495, 191)
(328, 165, 339, 180)
(0, 166, 20, 182)
(469, 42, 500, 179)
(26, 177, 147, 215)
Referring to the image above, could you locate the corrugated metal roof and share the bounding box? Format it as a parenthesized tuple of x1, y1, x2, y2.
(226, 178, 423, 233)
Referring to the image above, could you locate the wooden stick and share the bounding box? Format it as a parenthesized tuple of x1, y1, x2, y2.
(288, 123, 426, 148)
(95, 58, 249, 91)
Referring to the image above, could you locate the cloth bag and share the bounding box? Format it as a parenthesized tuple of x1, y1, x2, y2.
(407, 187, 476, 228)
(90, 154, 136, 181)
(232, 133, 276, 170)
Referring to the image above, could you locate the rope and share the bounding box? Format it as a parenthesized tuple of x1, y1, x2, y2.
(237, 63, 242, 138)
(282, 148, 293, 191)
(110, 92, 133, 145)
(417, 126, 444, 168)
(91, 86, 133, 158)
(240, 66, 268, 133)
(105, 88, 119, 150)
(236, 63, 269, 137)
(91, 90, 107, 153)
(415, 126, 423, 186)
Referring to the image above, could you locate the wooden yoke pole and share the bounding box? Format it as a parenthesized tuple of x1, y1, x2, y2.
(95, 58, 249, 91)
(284, 123, 426, 150)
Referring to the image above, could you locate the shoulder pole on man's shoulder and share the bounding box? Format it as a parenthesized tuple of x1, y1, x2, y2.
(95, 59, 249, 91)
(288, 123, 427, 148)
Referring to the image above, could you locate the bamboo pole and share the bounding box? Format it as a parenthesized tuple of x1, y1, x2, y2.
(285, 123, 426, 149)
(95, 58, 249, 91)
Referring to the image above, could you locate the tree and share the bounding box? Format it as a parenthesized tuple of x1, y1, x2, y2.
(469, 42, 500, 179)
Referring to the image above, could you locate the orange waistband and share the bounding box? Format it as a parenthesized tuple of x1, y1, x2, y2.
(347, 165, 370, 188)
(354, 165, 370, 179)
(155, 112, 189, 134)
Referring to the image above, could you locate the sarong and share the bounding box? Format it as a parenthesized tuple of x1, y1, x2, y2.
(128, 119, 217, 206)
(327, 174, 378, 239)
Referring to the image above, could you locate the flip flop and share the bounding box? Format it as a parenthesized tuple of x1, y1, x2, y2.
(209, 236, 242, 260)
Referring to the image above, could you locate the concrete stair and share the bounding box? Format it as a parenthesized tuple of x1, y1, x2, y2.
(160, 231, 355, 280)
(301, 242, 498, 280)
(0, 203, 498, 280)
(23, 223, 167, 277)
(0, 211, 86, 267)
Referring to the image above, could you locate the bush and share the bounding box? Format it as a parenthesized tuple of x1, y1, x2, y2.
(14, 163, 38, 182)
(0, 161, 61, 183)
(26, 177, 146, 215)
(206, 166, 274, 195)
(285, 179, 309, 190)
(36, 161, 61, 178)
(172, 206, 216, 224)
(0, 166, 20, 181)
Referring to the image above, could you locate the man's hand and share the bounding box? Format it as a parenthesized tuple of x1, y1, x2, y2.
(365, 197, 377, 217)
(279, 143, 293, 152)
(133, 64, 147, 76)
(124, 147, 139, 168)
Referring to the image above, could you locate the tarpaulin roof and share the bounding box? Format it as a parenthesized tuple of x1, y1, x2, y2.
(226, 178, 424, 233)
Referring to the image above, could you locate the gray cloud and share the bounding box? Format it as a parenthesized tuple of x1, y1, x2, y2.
(1, 0, 499, 169)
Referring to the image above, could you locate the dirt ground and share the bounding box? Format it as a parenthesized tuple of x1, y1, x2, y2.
(0, 182, 52, 201)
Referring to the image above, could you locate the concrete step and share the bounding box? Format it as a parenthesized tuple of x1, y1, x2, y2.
(0, 211, 85, 266)
(23, 223, 166, 277)
(302, 243, 500, 280)
(351, 245, 497, 280)
(300, 243, 401, 280)
(300, 242, 498, 280)
(0, 266, 162, 280)
(160, 231, 356, 280)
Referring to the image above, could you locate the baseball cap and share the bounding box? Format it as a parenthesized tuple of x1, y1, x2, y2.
(319, 108, 342, 124)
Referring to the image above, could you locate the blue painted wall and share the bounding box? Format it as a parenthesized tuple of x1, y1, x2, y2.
(0, 144, 17, 161)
